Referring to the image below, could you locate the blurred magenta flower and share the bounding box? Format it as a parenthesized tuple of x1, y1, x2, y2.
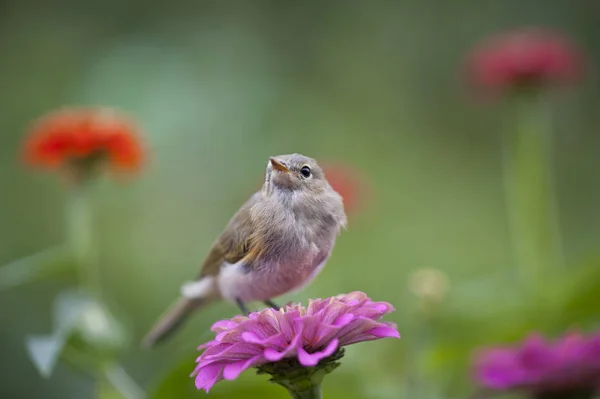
(473, 331, 600, 398)
(322, 162, 371, 216)
(23, 107, 144, 182)
(467, 27, 585, 94)
(192, 291, 399, 393)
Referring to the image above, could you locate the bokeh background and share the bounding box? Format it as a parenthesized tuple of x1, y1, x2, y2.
(1, 1, 600, 398)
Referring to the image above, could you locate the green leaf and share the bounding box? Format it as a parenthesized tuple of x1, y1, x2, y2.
(96, 380, 125, 399)
(0, 246, 74, 291)
(54, 290, 95, 333)
(27, 289, 132, 379)
(101, 364, 146, 399)
(151, 355, 198, 399)
(552, 256, 600, 328)
(72, 300, 129, 354)
(60, 293, 129, 369)
(25, 289, 92, 378)
(25, 334, 66, 378)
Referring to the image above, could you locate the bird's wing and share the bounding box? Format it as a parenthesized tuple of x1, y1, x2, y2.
(197, 192, 261, 278)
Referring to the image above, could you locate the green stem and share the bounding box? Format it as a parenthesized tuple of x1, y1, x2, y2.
(281, 382, 323, 399)
(269, 369, 326, 399)
(503, 91, 565, 289)
(67, 186, 101, 296)
(257, 350, 342, 399)
(103, 363, 146, 399)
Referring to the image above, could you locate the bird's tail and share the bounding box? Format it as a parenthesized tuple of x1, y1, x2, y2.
(142, 296, 211, 348)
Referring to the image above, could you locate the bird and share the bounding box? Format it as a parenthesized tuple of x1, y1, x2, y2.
(142, 154, 347, 348)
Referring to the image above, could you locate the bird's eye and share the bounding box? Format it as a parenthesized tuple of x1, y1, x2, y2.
(300, 166, 311, 178)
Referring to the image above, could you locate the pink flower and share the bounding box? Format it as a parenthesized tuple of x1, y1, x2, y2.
(473, 331, 600, 398)
(191, 292, 400, 392)
(467, 27, 585, 94)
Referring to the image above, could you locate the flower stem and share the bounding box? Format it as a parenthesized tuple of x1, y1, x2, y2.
(67, 186, 101, 296)
(503, 91, 565, 289)
(257, 350, 343, 399)
(283, 383, 323, 399)
(268, 368, 327, 399)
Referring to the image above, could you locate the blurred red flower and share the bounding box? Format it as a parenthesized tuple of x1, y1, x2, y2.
(23, 107, 144, 179)
(322, 162, 370, 216)
(467, 27, 585, 93)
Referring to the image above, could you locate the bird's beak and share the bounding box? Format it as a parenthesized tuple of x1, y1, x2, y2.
(270, 158, 290, 173)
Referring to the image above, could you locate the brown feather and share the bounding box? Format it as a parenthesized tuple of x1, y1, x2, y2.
(142, 193, 263, 348)
(141, 297, 209, 348)
(198, 192, 261, 278)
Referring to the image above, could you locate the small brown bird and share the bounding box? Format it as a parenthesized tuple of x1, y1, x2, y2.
(142, 154, 347, 348)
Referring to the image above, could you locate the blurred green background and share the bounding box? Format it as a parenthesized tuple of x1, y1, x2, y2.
(1, 1, 600, 398)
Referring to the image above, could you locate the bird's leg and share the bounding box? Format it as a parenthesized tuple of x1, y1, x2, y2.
(263, 299, 281, 310)
(236, 298, 250, 316)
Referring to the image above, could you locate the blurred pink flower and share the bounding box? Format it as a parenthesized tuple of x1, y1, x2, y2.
(192, 292, 399, 392)
(467, 27, 585, 94)
(473, 331, 600, 398)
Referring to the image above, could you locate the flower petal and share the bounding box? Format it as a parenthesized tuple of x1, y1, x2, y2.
(367, 326, 401, 339)
(193, 363, 224, 392)
(263, 333, 301, 362)
(333, 313, 355, 327)
(297, 339, 339, 367)
(222, 355, 262, 380)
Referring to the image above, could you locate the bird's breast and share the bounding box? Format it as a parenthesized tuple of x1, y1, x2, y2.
(218, 248, 329, 303)
(254, 199, 340, 264)
(217, 193, 342, 302)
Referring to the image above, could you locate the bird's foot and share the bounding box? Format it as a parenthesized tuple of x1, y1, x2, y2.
(236, 298, 250, 316)
(263, 300, 295, 310)
(263, 299, 281, 309)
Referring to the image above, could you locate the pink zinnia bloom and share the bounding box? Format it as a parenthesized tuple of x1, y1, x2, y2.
(467, 27, 585, 93)
(192, 292, 400, 392)
(473, 331, 600, 398)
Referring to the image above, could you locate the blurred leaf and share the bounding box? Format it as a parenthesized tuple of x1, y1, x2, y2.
(27, 289, 133, 381)
(152, 355, 197, 399)
(96, 380, 125, 399)
(25, 334, 66, 378)
(26, 289, 94, 377)
(552, 255, 600, 328)
(73, 300, 129, 354)
(0, 246, 74, 291)
(25, 289, 91, 378)
(54, 289, 129, 357)
(61, 295, 130, 370)
(54, 290, 95, 332)
(102, 364, 146, 399)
